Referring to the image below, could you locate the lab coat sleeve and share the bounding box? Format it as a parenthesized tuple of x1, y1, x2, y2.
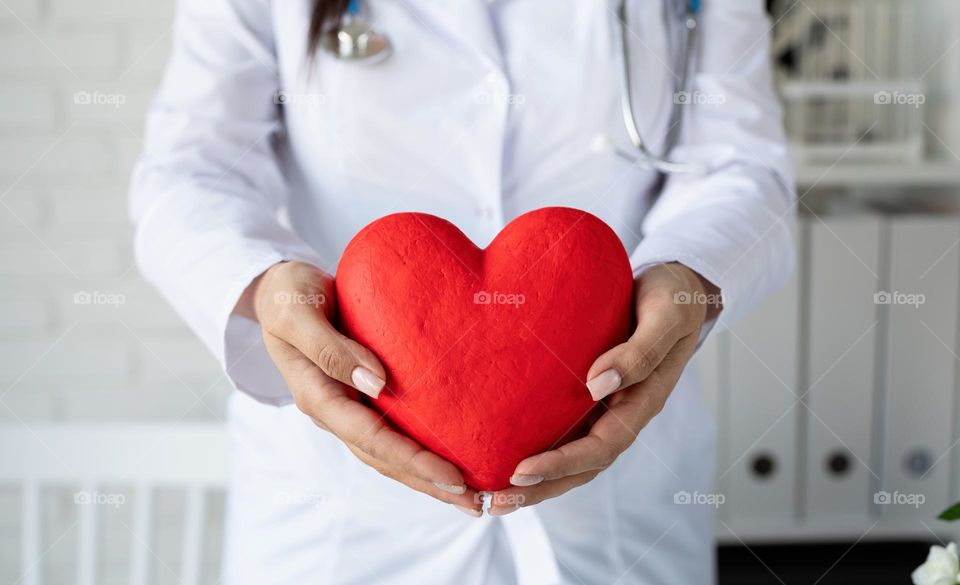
(630, 0, 796, 328)
(129, 0, 321, 406)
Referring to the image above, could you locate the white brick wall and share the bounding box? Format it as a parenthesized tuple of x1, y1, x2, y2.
(1, 2, 228, 580)
(0, 0, 229, 428)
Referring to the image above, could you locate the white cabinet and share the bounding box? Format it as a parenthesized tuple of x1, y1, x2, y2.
(879, 217, 960, 521)
(694, 331, 725, 419)
(710, 213, 960, 542)
(722, 229, 802, 525)
(693, 330, 728, 519)
(804, 215, 882, 526)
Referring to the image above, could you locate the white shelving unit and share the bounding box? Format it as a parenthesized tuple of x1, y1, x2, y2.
(770, 0, 960, 194)
(773, 0, 925, 166)
(703, 215, 960, 546)
(797, 162, 960, 189)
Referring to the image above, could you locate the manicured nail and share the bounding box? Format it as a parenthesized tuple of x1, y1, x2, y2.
(586, 369, 621, 401)
(351, 367, 385, 398)
(489, 505, 519, 517)
(509, 473, 543, 487)
(455, 505, 482, 517)
(433, 481, 466, 495)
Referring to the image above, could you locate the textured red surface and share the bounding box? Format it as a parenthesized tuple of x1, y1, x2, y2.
(335, 207, 634, 490)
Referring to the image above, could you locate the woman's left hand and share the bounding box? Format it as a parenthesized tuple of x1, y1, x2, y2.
(489, 262, 721, 516)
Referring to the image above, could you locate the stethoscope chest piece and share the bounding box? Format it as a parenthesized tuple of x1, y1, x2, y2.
(322, 0, 391, 63)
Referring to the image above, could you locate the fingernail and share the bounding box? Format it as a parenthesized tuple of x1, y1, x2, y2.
(455, 505, 482, 518)
(489, 505, 519, 517)
(586, 369, 621, 401)
(433, 481, 466, 495)
(509, 473, 543, 487)
(351, 367, 385, 398)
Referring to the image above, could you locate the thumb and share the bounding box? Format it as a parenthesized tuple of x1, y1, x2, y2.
(309, 326, 388, 399)
(270, 304, 387, 399)
(584, 318, 681, 401)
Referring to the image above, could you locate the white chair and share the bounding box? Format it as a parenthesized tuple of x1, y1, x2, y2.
(0, 424, 229, 585)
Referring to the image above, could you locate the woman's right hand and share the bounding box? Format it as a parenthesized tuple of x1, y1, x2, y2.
(243, 261, 483, 516)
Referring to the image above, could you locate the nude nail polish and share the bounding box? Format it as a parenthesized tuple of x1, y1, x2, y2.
(433, 481, 466, 495)
(489, 505, 519, 517)
(455, 505, 482, 517)
(509, 473, 543, 487)
(351, 366, 385, 398)
(586, 369, 621, 401)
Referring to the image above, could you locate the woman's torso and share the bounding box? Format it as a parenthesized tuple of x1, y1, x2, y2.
(224, 2, 717, 584)
(270, 0, 676, 267)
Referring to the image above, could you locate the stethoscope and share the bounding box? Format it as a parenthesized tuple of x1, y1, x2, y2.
(321, 0, 391, 64)
(324, 0, 704, 175)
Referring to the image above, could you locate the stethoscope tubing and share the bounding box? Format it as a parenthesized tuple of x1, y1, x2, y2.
(326, 0, 705, 175)
(615, 0, 704, 175)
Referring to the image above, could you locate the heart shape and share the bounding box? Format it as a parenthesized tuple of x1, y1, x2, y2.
(335, 207, 634, 490)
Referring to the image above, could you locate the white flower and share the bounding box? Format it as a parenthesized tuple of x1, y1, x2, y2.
(912, 543, 960, 585)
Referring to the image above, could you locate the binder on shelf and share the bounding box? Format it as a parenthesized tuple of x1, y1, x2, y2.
(693, 330, 728, 519)
(694, 331, 725, 420)
(803, 215, 882, 525)
(880, 217, 960, 521)
(722, 226, 803, 523)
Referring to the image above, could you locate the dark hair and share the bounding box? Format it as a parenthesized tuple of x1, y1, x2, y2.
(307, 0, 350, 56)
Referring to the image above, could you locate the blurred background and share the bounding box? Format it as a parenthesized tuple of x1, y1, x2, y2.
(1, 0, 959, 583)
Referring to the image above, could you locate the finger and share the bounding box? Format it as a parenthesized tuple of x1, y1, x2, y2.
(345, 442, 483, 514)
(490, 471, 599, 516)
(266, 334, 473, 503)
(514, 337, 698, 483)
(268, 333, 469, 491)
(267, 297, 386, 398)
(585, 306, 685, 401)
(335, 401, 467, 489)
(510, 434, 614, 484)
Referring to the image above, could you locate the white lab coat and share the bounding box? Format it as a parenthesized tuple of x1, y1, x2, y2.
(130, 0, 795, 583)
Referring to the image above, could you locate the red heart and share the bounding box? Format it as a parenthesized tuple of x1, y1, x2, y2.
(335, 207, 634, 490)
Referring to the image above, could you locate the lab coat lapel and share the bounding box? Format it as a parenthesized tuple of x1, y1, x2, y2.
(404, 0, 506, 74)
